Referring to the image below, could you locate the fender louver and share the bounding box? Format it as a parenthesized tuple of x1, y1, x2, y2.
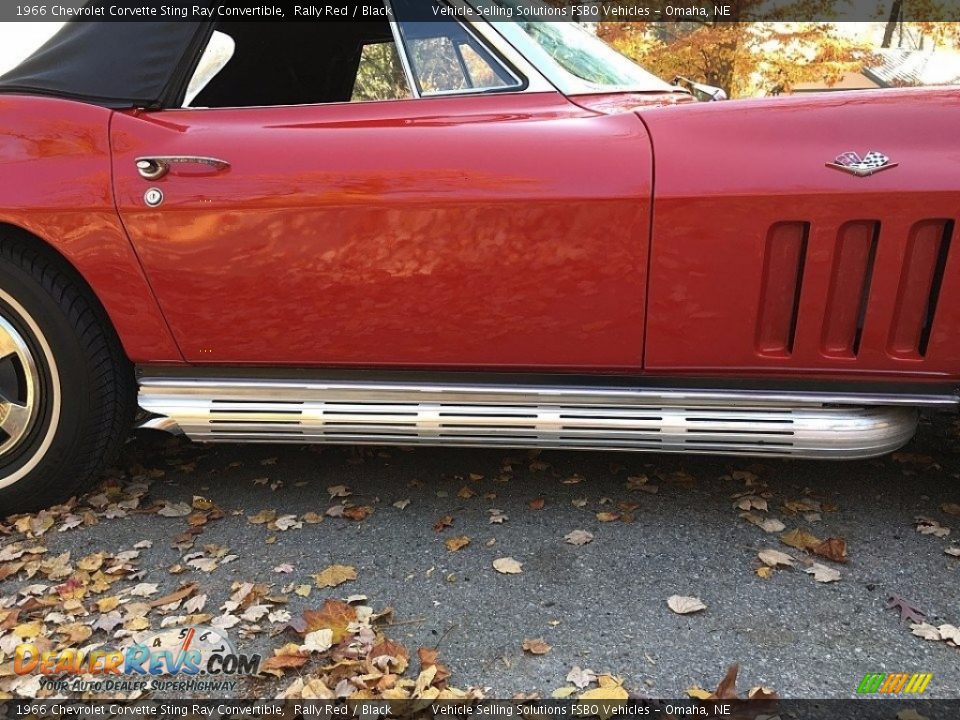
(755, 222, 809, 357)
(822, 221, 879, 358)
(889, 220, 953, 359)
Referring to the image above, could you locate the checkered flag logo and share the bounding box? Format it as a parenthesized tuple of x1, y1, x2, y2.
(828, 150, 897, 176)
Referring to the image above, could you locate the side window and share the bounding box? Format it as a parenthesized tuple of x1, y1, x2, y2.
(187, 16, 413, 108)
(182, 1, 522, 108)
(392, 0, 521, 95)
(352, 42, 413, 102)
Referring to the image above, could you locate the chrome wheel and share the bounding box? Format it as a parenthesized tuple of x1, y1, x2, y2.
(0, 314, 40, 457)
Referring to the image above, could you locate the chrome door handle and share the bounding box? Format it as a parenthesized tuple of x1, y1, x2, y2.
(135, 156, 230, 180)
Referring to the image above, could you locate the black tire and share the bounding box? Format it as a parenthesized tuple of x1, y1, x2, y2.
(0, 234, 135, 515)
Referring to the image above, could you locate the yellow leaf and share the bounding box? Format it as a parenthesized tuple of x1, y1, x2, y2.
(77, 553, 105, 572)
(313, 564, 357, 589)
(13, 621, 42, 639)
(445, 536, 470, 552)
(686, 686, 713, 700)
(596, 512, 620, 523)
(96, 596, 120, 613)
(780, 528, 822, 551)
(579, 685, 628, 701)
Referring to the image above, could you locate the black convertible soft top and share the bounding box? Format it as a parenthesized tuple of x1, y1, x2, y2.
(0, 3, 213, 109)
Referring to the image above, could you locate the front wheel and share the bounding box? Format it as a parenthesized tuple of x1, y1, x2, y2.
(0, 236, 135, 514)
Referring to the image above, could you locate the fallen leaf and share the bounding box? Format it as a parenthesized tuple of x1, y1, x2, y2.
(302, 599, 357, 643)
(736, 497, 768, 512)
(780, 528, 822, 551)
(248, 510, 277, 525)
(261, 644, 309, 672)
(804, 563, 840, 583)
(493, 557, 522, 574)
(595, 512, 620, 523)
(313, 565, 357, 589)
(812, 537, 848, 563)
(445, 536, 470, 552)
(916, 517, 950, 538)
(529, 498, 545, 510)
(342, 505, 373, 521)
(579, 684, 628, 701)
(522, 638, 551, 655)
(667, 595, 707, 615)
(910, 622, 941, 641)
(149, 582, 198, 608)
(302, 628, 334, 653)
(433, 515, 454, 532)
(157, 502, 192, 518)
(888, 595, 926, 625)
(567, 666, 597, 689)
(758, 548, 795, 567)
(938, 624, 960, 645)
(564, 529, 594, 546)
(942, 503, 960, 517)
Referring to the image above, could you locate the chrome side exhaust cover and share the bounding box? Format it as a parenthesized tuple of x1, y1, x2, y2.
(136, 377, 926, 459)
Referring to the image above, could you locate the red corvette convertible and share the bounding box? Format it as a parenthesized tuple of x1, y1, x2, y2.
(0, 1, 957, 511)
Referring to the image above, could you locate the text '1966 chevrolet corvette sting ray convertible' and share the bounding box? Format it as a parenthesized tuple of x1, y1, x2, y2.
(0, 0, 957, 511)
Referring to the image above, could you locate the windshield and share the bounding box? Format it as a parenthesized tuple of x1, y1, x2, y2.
(489, 0, 672, 90)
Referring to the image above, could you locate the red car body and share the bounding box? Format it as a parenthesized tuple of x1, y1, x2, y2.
(2, 87, 957, 381)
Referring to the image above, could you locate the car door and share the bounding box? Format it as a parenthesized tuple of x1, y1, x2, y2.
(110, 16, 653, 371)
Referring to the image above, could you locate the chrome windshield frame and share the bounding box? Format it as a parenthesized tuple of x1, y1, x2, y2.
(464, 0, 682, 96)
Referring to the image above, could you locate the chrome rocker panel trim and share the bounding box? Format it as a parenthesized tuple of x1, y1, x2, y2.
(137, 378, 927, 460)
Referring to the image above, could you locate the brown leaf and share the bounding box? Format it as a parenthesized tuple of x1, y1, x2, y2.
(58, 623, 93, 645)
(529, 498, 545, 510)
(812, 537, 848, 564)
(942, 503, 960, 517)
(433, 515, 454, 532)
(369, 639, 410, 674)
(445, 536, 470, 552)
(522, 638, 552, 655)
(261, 644, 309, 673)
(342, 505, 373, 521)
(302, 599, 357, 643)
(148, 582, 198, 608)
(595, 512, 620, 523)
(714, 663, 740, 699)
(417, 647, 451, 686)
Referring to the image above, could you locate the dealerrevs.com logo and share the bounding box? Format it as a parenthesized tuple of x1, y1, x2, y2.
(14, 625, 261, 693)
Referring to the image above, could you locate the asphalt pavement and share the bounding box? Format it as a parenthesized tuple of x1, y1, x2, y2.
(2, 412, 959, 699)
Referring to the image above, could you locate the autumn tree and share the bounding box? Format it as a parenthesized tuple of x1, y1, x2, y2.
(600, 2, 878, 97)
(880, 1, 960, 48)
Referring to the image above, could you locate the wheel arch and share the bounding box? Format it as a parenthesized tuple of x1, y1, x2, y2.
(0, 218, 182, 364)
